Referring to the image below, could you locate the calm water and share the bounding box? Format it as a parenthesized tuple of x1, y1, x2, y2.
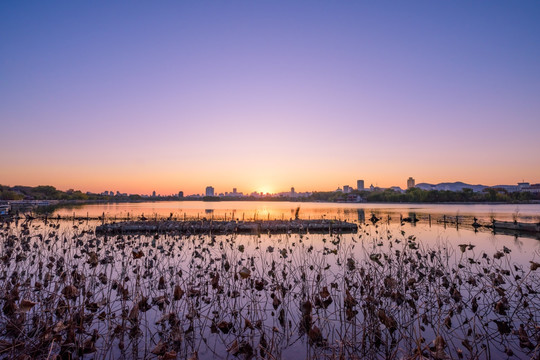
(54, 201, 540, 223)
(3, 202, 540, 359)
(51, 201, 540, 271)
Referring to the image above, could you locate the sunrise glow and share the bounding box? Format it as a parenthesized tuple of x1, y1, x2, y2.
(1, 1, 539, 195)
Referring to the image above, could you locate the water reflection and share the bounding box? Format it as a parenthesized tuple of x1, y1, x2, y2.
(357, 209, 365, 223)
(49, 201, 540, 223)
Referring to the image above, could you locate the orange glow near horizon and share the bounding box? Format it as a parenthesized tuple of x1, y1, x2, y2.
(2, 164, 540, 196)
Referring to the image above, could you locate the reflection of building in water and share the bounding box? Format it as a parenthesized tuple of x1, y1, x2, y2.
(205, 209, 214, 214)
(357, 209, 365, 223)
(357, 180, 364, 191)
(407, 177, 415, 189)
(408, 212, 418, 226)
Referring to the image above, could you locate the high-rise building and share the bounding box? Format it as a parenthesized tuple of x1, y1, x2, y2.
(517, 182, 530, 191)
(205, 186, 215, 197)
(407, 177, 415, 189)
(152, 190, 156, 197)
(290, 187, 295, 197)
(357, 180, 364, 191)
(178, 191, 184, 198)
(343, 185, 351, 193)
(232, 188, 237, 194)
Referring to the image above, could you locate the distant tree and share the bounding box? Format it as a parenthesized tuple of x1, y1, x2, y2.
(0, 189, 24, 200)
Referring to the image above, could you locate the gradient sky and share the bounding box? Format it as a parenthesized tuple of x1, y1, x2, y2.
(1, 1, 540, 195)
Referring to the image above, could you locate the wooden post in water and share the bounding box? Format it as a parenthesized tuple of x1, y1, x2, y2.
(242, 212, 244, 221)
(428, 214, 431, 226)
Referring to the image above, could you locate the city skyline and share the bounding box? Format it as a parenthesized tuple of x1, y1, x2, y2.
(5, 177, 538, 198)
(2, 2, 540, 193)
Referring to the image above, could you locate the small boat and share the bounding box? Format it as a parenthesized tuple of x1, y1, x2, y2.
(492, 220, 540, 234)
(0, 204, 10, 216)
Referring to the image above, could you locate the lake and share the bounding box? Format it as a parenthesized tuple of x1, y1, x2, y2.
(53, 200, 540, 223)
(2, 202, 539, 359)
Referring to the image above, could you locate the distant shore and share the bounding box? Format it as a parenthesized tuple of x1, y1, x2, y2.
(2, 198, 540, 215)
(2, 184, 539, 208)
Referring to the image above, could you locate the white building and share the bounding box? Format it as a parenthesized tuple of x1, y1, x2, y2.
(523, 184, 540, 194)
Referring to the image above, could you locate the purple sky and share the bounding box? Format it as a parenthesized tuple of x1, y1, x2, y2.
(1, 1, 539, 194)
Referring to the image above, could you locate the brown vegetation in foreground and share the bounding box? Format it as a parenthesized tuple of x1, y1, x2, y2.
(0, 218, 539, 359)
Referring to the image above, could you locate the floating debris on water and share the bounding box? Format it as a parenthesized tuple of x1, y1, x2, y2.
(95, 219, 359, 234)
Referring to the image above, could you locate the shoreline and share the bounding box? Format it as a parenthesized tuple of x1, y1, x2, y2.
(3, 198, 539, 207)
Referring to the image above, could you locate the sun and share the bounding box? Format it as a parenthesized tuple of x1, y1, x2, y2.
(257, 186, 273, 195)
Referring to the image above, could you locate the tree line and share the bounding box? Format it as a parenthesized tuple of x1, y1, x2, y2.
(1, 184, 538, 203)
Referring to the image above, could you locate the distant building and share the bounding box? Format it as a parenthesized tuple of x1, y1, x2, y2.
(489, 185, 519, 193)
(290, 187, 295, 197)
(343, 185, 351, 193)
(407, 177, 415, 189)
(233, 188, 237, 195)
(518, 182, 530, 191)
(152, 190, 156, 197)
(205, 186, 215, 197)
(357, 180, 364, 191)
(347, 194, 364, 202)
(178, 191, 184, 198)
(523, 184, 540, 193)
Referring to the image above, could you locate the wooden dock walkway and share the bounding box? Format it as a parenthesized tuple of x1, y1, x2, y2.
(95, 219, 358, 235)
(491, 220, 540, 233)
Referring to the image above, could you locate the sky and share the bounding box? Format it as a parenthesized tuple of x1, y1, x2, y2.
(1, 1, 540, 195)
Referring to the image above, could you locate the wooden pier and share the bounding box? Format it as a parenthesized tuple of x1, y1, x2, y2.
(491, 220, 540, 233)
(95, 219, 358, 235)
